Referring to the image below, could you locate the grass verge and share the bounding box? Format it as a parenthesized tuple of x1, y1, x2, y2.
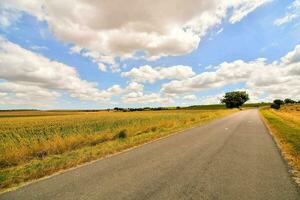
(260, 105, 300, 184)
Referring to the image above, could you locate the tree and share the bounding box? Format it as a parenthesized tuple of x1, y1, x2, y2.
(284, 98, 295, 104)
(220, 91, 249, 108)
(273, 99, 284, 105)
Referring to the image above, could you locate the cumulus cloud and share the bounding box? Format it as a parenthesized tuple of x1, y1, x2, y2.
(183, 95, 197, 101)
(281, 44, 300, 64)
(122, 65, 196, 83)
(0, 0, 270, 70)
(125, 82, 144, 92)
(121, 92, 173, 104)
(0, 37, 122, 105)
(161, 59, 265, 94)
(0, 82, 60, 106)
(199, 94, 223, 105)
(120, 81, 174, 105)
(161, 45, 300, 101)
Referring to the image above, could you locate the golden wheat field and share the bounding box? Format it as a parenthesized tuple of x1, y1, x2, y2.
(0, 109, 236, 190)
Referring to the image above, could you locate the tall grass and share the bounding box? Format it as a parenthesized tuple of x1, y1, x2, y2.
(0, 109, 236, 190)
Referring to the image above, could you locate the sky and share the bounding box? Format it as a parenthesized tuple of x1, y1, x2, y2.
(0, 0, 300, 109)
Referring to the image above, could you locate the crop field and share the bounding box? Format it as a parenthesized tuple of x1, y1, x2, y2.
(260, 105, 300, 177)
(0, 108, 237, 190)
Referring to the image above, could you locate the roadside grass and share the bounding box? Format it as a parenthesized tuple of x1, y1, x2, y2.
(0, 109, 237, 190)
(260, 105, 300, 179)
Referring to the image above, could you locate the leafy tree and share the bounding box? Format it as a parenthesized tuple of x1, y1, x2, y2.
(273, 99, 284, 105)
(284, 98, 295, 104)
(220, 91, 249, 108)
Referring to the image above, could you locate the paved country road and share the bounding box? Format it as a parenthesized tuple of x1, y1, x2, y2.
(1, 109, 299, 200)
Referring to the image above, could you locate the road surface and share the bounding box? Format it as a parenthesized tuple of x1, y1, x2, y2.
(1, 109, 299, 200)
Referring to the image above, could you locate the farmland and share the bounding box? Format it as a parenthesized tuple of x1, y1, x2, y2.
(260, 105, 300, 180)
(0, 108, 237, 190)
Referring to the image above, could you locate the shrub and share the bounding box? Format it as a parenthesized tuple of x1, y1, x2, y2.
(271, 103, 280, 110)
(150, 127, 157, 132)
(117, 129, 127, 139)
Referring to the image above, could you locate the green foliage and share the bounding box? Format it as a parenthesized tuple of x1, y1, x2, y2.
(242, 103, 271, 108)
(284, 98, 295, 104)
(117, 129, 127, 139)
(271, 99, 285, 109)
(186, 104, 226, 110)
(220, 91, 249, 108)
(273, 99, 284, 105)
(271, 103, 280, 110)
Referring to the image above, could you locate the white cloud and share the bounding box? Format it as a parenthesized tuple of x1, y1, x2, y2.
(121, 81, 174, 105)
(274, 14, 298, 26)
(281, 44, 300, 64)
(121, 91, 174, 104)
(274, 0, 300, 26)
(0, 6, 20, 27)
(97, 63, 107, 72)
(229, 0, 271, 23)
(161, 59, 265, 94)
(30, 45, 48, 51)
(122, 65, 196, 83)
(216, 28, 223, 35)
(183, 95, 197, 101)
(161, 45, 300, 101)
(125, 82, 144, 92)
(0, 82, 60, 106)
(199, 89, 264, 105)
(1, 0, 270, 69)
(0, 37, 122, 106)
(199, 94, 223, 105)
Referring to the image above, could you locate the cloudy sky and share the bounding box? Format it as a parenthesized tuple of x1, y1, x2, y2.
(0, 0, 299, 109)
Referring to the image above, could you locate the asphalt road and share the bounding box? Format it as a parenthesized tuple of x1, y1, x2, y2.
(1, 109, 299, 200)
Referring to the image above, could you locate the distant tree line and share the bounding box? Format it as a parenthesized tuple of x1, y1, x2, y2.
(271, 98, 299, 109)
(112, 107, 168, 112)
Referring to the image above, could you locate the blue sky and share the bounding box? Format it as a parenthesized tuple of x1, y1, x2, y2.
(0, 0, 300, 109)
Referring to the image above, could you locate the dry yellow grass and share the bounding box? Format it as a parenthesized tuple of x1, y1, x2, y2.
(0, 109, 237, 190)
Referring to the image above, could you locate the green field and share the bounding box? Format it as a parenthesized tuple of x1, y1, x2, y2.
(260, 105, 300, 175)
(0, 108, 237, 190)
